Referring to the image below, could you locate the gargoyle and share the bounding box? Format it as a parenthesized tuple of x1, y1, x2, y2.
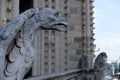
(0, 8, 68, 80)
(78, 54, 89, 69)
(94, 52, 107, 70)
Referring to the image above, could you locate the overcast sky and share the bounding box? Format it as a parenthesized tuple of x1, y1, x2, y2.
(94, 0, 120, 61)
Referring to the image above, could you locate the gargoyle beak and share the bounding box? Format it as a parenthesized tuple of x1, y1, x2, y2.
(50, 22, 68, 31)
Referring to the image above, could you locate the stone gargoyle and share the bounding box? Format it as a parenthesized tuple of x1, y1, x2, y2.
(0, 8, 68, 80)
(94, 52, 107, 70)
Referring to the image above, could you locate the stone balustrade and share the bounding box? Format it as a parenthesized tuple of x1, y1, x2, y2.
(25, 69, 104, 80)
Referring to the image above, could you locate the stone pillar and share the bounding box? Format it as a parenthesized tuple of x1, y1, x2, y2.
(12, 0, 19, 16)
(0, 0, 1, 27)
(0, 0, 6, 27)
(0, 0, 19, 28)
(33, 0, 38, 8)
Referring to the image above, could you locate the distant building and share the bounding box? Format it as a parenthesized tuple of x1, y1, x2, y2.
(0, 0, 95, 76)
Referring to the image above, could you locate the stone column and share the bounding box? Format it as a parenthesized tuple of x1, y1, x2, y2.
(0, 0, 1, 27)
(0, 0, 6, 27)
(33, 0, 38, 8)
(12, 0, 19, 16)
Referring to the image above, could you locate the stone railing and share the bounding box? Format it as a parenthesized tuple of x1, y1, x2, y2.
(24, 69, 81, 80)
(25, 69, 103, 80)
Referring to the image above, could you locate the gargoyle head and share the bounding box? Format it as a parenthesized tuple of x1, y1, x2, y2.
(30, 8, 68, 31)
(100, 52, 107, 59)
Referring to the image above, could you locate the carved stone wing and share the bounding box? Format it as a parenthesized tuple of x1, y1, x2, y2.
(0, 9, 35, 79)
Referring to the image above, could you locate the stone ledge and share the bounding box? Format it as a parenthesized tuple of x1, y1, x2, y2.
(24, 69, 81, 80)
(24, 69, 103, 80)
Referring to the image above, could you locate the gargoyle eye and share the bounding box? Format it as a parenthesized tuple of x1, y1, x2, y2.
(54, 12, 59, 17)
(48, 16, 56, 21)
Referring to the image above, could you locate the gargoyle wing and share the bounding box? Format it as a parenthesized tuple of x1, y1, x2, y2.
(0, 9, 35, 79)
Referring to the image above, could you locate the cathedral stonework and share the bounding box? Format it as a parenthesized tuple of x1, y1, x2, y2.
(0, 0, 96, 80)
(0, 8, 68, 80)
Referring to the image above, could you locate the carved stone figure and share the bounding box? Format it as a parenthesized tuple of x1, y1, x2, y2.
(78, 54, 89, 69)
(94, 52, 107, 69)
(0, 8, 68, 80)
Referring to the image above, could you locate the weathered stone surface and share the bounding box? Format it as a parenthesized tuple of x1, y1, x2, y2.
(94, 52, 108, 80)
(78, 54, 89, 69)
(0, 8, 67, 80)
(94, 52, 107, 69)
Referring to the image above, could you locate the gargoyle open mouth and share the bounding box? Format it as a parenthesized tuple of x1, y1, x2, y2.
(50, 22, 68, 31)
(41, 22, 68, 31)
